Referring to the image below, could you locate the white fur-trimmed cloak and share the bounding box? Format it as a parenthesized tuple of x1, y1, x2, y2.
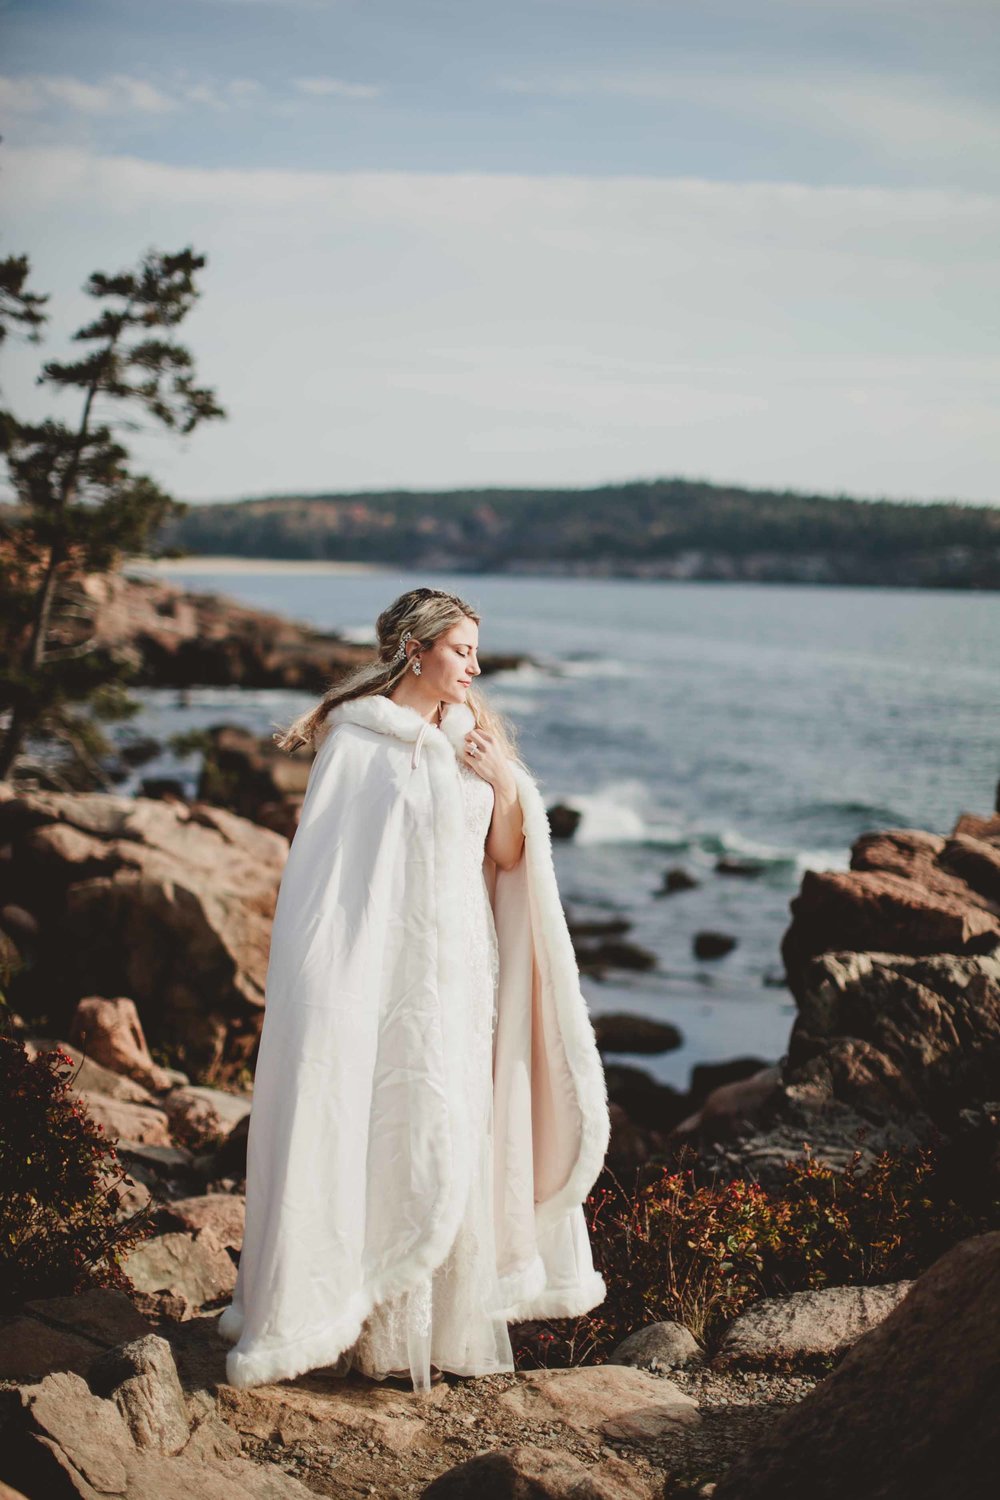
(218, 693, 610, 1389)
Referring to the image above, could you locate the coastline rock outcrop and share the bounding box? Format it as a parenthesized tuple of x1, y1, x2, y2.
(782, 948, 1000, 1132)
(673, 803, 1000, 1190)
(781, 820, 1000, 994)
(82, 568, 527, 693)
(85, 568, 373, 692)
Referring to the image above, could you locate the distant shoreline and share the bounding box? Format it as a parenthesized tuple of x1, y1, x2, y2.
(127, 556, 383, 576)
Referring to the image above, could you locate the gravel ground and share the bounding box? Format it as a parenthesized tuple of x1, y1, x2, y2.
(623, 1364, 821, 1495)
(232, 1362, 821, 1498)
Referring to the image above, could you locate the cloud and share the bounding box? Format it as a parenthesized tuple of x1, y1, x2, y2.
(293, 77, 383, 100)
(0, 70, 380, 123)
(3, 146, 998, 503)
(0, 73, 177, 116)
(499, 66, 1000, 171)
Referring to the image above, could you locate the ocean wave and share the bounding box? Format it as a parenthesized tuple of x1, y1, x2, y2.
(556, 784, 849, 874)
(795, 798, 907, 827)
(698, 826, 849, 874)
(562, 781, 687, 847)
(487, 662, 552, 687)
(136, 686, 314, 712)
(557, 656, 646, 680)
(487, 691, 541, 716)
(489, 655, 644, 686)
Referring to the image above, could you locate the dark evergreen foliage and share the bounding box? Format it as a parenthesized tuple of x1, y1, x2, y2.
(0, 241, 226, 783)
(160, 479, 1000, 588)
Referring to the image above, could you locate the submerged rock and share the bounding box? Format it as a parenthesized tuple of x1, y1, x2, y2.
(592, 1012, 682, 1054)
(693, 930, 738, 959)
(656, 866, 700, 895)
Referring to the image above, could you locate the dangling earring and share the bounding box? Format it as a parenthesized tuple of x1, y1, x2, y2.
(411, 656, 421, 676)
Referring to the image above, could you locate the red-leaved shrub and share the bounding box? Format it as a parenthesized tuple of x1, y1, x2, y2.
(513, 1132, 999, 1370)
(0, 1035, 153, 1310)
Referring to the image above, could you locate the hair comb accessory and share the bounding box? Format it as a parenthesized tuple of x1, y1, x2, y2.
(392, 630, 412, 664)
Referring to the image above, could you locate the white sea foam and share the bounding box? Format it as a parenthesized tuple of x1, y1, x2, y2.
(340, 623, 377, 645)
(489, 655, 641, 686)
(563, 780, 687, 847)
(794, 847, 851, 875)
(559, 804, 851, 872)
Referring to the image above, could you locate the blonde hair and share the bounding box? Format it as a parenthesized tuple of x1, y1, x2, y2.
(273, 586, 523, 764)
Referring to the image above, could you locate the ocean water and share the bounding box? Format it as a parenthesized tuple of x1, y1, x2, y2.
(122, 565, 1000, 1092)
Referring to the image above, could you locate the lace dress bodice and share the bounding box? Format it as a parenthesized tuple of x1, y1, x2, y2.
(456, 762, 500, 1033)
(349, 760, 512, 1389)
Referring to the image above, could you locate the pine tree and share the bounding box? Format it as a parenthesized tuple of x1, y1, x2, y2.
(0, 245, 226, 784)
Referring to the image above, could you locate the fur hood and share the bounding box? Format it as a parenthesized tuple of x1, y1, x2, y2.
(326, 692, 475, 767)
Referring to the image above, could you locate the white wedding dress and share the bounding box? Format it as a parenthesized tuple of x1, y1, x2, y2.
(346, 759, 516, 1390)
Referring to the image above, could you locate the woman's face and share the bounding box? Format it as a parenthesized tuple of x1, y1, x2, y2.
(420, 620, 481, 702)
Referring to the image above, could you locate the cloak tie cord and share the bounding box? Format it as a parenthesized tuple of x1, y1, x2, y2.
(411, 719, 431, 768)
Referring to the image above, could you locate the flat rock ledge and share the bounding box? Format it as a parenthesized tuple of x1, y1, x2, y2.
(0, 1310, 824, 1500)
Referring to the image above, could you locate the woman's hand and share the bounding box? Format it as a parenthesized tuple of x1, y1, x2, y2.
(464, 728, 525, 871)
(462, 727, 509, 791)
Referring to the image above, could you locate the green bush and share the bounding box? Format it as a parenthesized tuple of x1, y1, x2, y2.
(0, 1036, 153, 1309)
(513, 1132, 999, 1370)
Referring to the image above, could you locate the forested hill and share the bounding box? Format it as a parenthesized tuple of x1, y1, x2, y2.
(158, 479, 1000, 588)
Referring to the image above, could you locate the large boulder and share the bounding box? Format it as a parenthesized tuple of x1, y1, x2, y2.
(69, 996, 181, 1093)
(671, 1064, 782, 1141)
(121, 1230, 237, 1319)
(592, 1012, 682, 1055)
(161, 1195, 246, 1253)
(162, 1087, 252, 1152)
(0, 785, 288, 1080)
(77, 1091, 174, 1147)
(712, 1231, 1000, 1500)
(603, 1063, 687, 1135)
(23, 1037, 162, 1104)
(712, 1280, 915, 1372)
(196, 725, 311, 840)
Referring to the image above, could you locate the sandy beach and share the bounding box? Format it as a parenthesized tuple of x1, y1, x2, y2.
(127, 556, 383, 576)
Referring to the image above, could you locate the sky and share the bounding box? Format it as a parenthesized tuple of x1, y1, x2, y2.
(1, 0, 998, 506)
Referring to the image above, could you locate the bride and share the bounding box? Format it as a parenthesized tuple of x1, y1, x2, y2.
(219, 586, 610, 1393)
